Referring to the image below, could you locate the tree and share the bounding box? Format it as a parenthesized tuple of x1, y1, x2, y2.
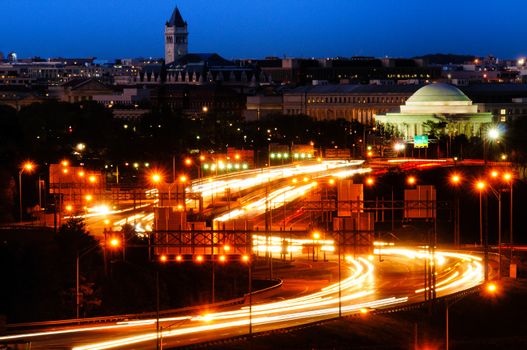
(423, 120, 447, 138)
(55, 218, 103, 317)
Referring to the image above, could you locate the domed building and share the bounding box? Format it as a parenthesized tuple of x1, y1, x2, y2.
(375, 83, 493, 139)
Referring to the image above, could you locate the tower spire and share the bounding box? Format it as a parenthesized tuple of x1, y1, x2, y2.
(165, 6, 188, 64)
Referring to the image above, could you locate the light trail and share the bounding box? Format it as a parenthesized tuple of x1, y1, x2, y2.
(0, 317, 190, 341)
(0, 247, 484, 350)
(376, 248, 484, 294)
(251, 234, 335, 254)
(214, 182, 317, 223)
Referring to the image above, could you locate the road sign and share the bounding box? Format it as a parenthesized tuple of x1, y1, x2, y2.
(414, 135, 429, 148)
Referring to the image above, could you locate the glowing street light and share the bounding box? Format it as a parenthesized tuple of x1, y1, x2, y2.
(487, 128, 500, 140)
(407, 176, 416, 186)
(450, 174, 461, 185)
(109, 237, 121, 248)
(19, 161, 35, 221)
(486, 282, 498, 294)
(450, 173, 462, 246)
(365, 177, 375, 186)
(150, 172, 162, 185)
(393, 142, 406, 152)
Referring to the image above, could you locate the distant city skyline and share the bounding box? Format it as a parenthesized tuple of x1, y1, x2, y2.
(2, 0, 527, 60)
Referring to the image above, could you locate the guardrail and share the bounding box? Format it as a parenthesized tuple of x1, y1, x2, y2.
(176, 285, 483, 350)
(6, 279, 284, 332)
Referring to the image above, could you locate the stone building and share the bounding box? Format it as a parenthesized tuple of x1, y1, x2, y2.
(282, 84, 418, 124)
(165, 7, 188, 64)
(375, 83, 493, 139)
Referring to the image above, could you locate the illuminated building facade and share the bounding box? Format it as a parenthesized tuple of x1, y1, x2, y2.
(375, 83, 493, 139)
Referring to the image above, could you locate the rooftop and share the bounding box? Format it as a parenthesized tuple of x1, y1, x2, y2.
(406, 83, 471, 103)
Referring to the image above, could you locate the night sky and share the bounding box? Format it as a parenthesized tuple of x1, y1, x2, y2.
(3, 0, 527, 60)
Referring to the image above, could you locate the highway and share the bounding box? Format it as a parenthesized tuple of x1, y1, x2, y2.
(0, 247, 484, 349)
(76, 159, 370, 238)
(0, 159, 489, 349)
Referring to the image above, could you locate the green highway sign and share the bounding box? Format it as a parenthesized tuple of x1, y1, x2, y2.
(414, 135, 429, 148)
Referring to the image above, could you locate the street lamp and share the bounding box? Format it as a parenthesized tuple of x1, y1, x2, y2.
(312, 231, 320, 262)
(475, 180, 485, 246)
(483, 126, 501, 164)
(18, 161, 35, 222)
(486, 171, 513, 279)
(151, 173, 162, 184)
(242, 254, 253, 340)
(487, 128, 500, 141)
(393, 142, 406, 157)
(449, 173, 462, 246)
(76, 237, 121, 319)
(445, 281, 499, 350)
(502, 172, 514, 246)
(475, 180, 489, 281)
(149, 171, 163, 205)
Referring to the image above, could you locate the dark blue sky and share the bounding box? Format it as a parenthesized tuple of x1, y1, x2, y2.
(3, 0, 527, 60)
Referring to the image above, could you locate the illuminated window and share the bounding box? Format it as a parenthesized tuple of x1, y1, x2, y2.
(500, 109, 506, 115)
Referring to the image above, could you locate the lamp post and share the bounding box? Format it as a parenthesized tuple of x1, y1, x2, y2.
(242, 254, 253, 339)
(486, 171, 513, 279)
(476, 179, 504, 281)
(76, 236, 121, 319)
(149, 172, 163, 205)
(446, 282, 498, 350)
(449, 174, 462, 246)
(18, 161, 35, 222)
(312, 231, 320, 262)
(476, 181, 485, 247)
(184, 157, 201, 181)
(502, 172, 513, 245)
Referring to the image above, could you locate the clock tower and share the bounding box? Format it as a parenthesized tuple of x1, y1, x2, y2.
(165, 7, 188, 64)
